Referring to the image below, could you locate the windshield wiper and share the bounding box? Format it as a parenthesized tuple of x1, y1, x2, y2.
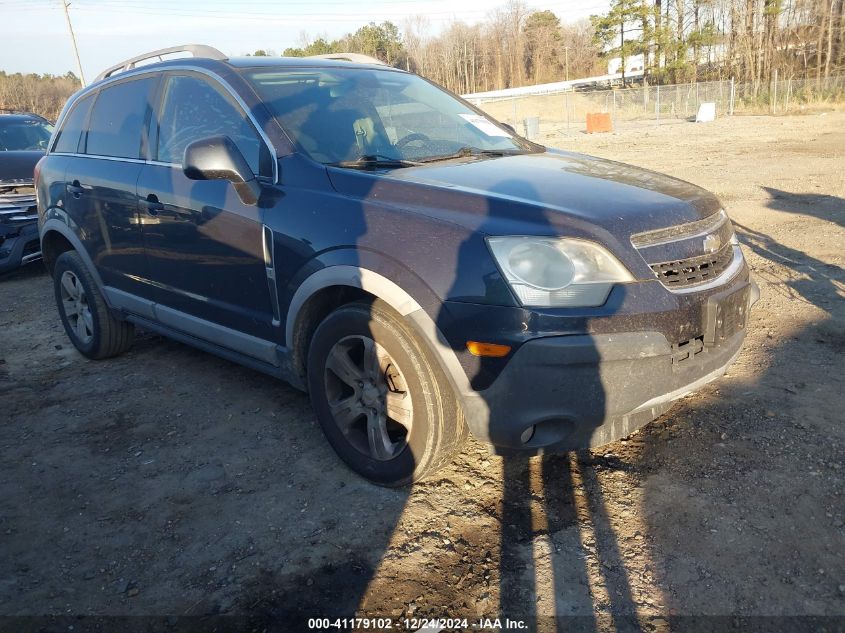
(416, 146, 527, 164)
(328, 154, 422, 170)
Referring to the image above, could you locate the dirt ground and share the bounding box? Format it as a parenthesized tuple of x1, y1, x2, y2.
(1, 111, 843, 632)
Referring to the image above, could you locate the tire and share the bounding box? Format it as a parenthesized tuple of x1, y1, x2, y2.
(53, 250, 134, 360)
(307, 299, 468, 486)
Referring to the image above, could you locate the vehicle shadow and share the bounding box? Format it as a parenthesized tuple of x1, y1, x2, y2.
(733, 218, 843, 309)
(0, 259, 47, 283)
(760, 186, 845, 230)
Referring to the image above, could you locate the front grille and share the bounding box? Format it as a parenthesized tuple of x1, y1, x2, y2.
(649, 242, 735, 289)
(0, 180, 37, 227)
(631, 210, 728, 248)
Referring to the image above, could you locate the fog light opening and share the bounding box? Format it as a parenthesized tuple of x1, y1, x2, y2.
(520, 425, 536, 444)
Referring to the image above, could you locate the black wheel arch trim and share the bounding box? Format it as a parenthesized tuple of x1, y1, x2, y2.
(285, 263, 488, 434)
(40, 218, 107, 297)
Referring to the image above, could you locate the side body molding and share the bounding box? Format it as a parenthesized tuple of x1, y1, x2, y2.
(285, 266, 491, 436)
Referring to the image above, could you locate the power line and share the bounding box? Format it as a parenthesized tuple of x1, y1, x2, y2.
(3, 0, 497, 30)
(60, 0, 85, 85)
(70, 3, 492, 18)
(7, 0, 609, 21)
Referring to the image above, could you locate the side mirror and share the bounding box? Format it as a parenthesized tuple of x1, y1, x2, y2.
(183, 136, 261, 205)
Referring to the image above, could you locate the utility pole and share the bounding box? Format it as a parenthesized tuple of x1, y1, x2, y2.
(60, 0, 86, 86)
(564, 46, 570, 81)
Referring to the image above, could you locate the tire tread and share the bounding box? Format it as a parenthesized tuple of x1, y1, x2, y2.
(308, 299, 468, 485)
(54, 251, 134, 360)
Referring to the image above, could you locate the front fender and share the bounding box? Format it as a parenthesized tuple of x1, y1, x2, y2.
(281, 247, 444, 341)
(283, 257, 488, 437)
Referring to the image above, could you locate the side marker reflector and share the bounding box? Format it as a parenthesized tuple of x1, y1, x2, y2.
(466, 341, 511, 358)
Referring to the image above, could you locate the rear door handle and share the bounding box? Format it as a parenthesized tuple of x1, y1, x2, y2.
(140, 194, 164, 215)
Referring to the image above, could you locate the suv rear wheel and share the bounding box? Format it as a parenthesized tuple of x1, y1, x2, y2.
(307, 299, 467, 486)
(53, 251, 134, 359)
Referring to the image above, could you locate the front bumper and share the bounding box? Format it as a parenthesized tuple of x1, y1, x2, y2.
(0, 221, 41, 274)
(453, 277, 759, 453)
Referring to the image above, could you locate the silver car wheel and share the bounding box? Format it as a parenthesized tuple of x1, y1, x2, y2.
(59, 270, 94, 345)
(323, 334, 414, 461)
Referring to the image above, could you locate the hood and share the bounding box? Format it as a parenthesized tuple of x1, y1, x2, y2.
(0, 151, 44, 182)
(328, 149, 722, 240)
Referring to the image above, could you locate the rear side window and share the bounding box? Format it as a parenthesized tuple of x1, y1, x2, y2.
(156, 74, 268, 176)
(53, 95, 93, 153)
(85, 77, 156, 159)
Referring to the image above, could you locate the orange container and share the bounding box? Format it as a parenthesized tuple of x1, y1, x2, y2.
(586, 112, 613, 133)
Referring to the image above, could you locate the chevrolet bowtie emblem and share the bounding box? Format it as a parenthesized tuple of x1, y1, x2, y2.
(703, 233, 721, 254)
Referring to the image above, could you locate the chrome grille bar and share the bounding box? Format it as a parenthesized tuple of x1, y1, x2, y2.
(631, 209, 729, 249)
(0, 181, 37, 226)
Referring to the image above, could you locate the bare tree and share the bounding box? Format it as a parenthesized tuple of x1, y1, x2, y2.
(278, 1, 845, 96)
(0, 72, 79, 121)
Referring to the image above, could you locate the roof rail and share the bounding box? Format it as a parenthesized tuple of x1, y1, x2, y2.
(306, 53, 388, 66)
(95, 44, 227, 82)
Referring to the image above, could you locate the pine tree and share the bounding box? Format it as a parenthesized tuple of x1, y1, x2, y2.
(592, 0, 651, 85)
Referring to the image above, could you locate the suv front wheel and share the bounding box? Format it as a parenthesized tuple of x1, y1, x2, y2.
(307, 299, 467, 486)
(53, 250, 134, 359)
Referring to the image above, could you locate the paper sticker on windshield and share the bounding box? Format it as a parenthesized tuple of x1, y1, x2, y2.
(459, 113, 511, 137)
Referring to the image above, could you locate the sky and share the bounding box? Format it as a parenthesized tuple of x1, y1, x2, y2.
(1, 0, 609, 80)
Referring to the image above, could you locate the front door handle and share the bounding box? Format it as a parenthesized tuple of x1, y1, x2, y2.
(140, 194, 164, 215)
(66, 181, 83, 197)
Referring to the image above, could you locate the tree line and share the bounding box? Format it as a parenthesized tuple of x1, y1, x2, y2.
(285, 0, 845, 91)
(282, 7, 605, 94)
(2, 0, 843, 120)
(594, 0, 845, 85)
(0, 71, 81, 122)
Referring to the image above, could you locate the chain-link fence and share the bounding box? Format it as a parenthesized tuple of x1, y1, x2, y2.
(469, 75, 845, 139)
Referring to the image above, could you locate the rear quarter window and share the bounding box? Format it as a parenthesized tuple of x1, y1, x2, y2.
(53, 94, 94, 154)
(85, 77, 157, 159)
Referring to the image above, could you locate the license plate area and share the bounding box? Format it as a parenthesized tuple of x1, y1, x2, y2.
(703, 282, 750, 346)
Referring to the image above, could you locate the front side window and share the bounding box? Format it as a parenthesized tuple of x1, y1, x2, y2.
(85, 77, 156, 159)
(53, 95, 93, 154)
(0, 117, 54, 151)
(243, 67, 532, 164)
(156, 74, 266, 176)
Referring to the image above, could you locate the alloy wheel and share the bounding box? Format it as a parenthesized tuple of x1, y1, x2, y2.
(59, 270, 93, 345)
(323, 335, 414, 461)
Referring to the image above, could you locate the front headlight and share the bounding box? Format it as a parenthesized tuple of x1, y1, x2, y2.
(487, 236, 634, 307)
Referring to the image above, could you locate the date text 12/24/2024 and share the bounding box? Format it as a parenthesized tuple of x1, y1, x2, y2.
(307, 617, 529, 630)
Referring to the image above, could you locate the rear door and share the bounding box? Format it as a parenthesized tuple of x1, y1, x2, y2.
(63, 75, 158, 295)
(137, 71, 275, 341)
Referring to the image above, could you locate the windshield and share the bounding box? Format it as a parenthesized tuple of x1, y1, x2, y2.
(0, 118, 54, 151)
(243, 67, 533, 165)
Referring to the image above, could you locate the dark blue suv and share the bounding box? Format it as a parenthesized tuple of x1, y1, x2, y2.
(37, 46, 757, 485)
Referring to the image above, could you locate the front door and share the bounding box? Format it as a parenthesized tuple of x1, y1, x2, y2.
(137, 72, 275, 341)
